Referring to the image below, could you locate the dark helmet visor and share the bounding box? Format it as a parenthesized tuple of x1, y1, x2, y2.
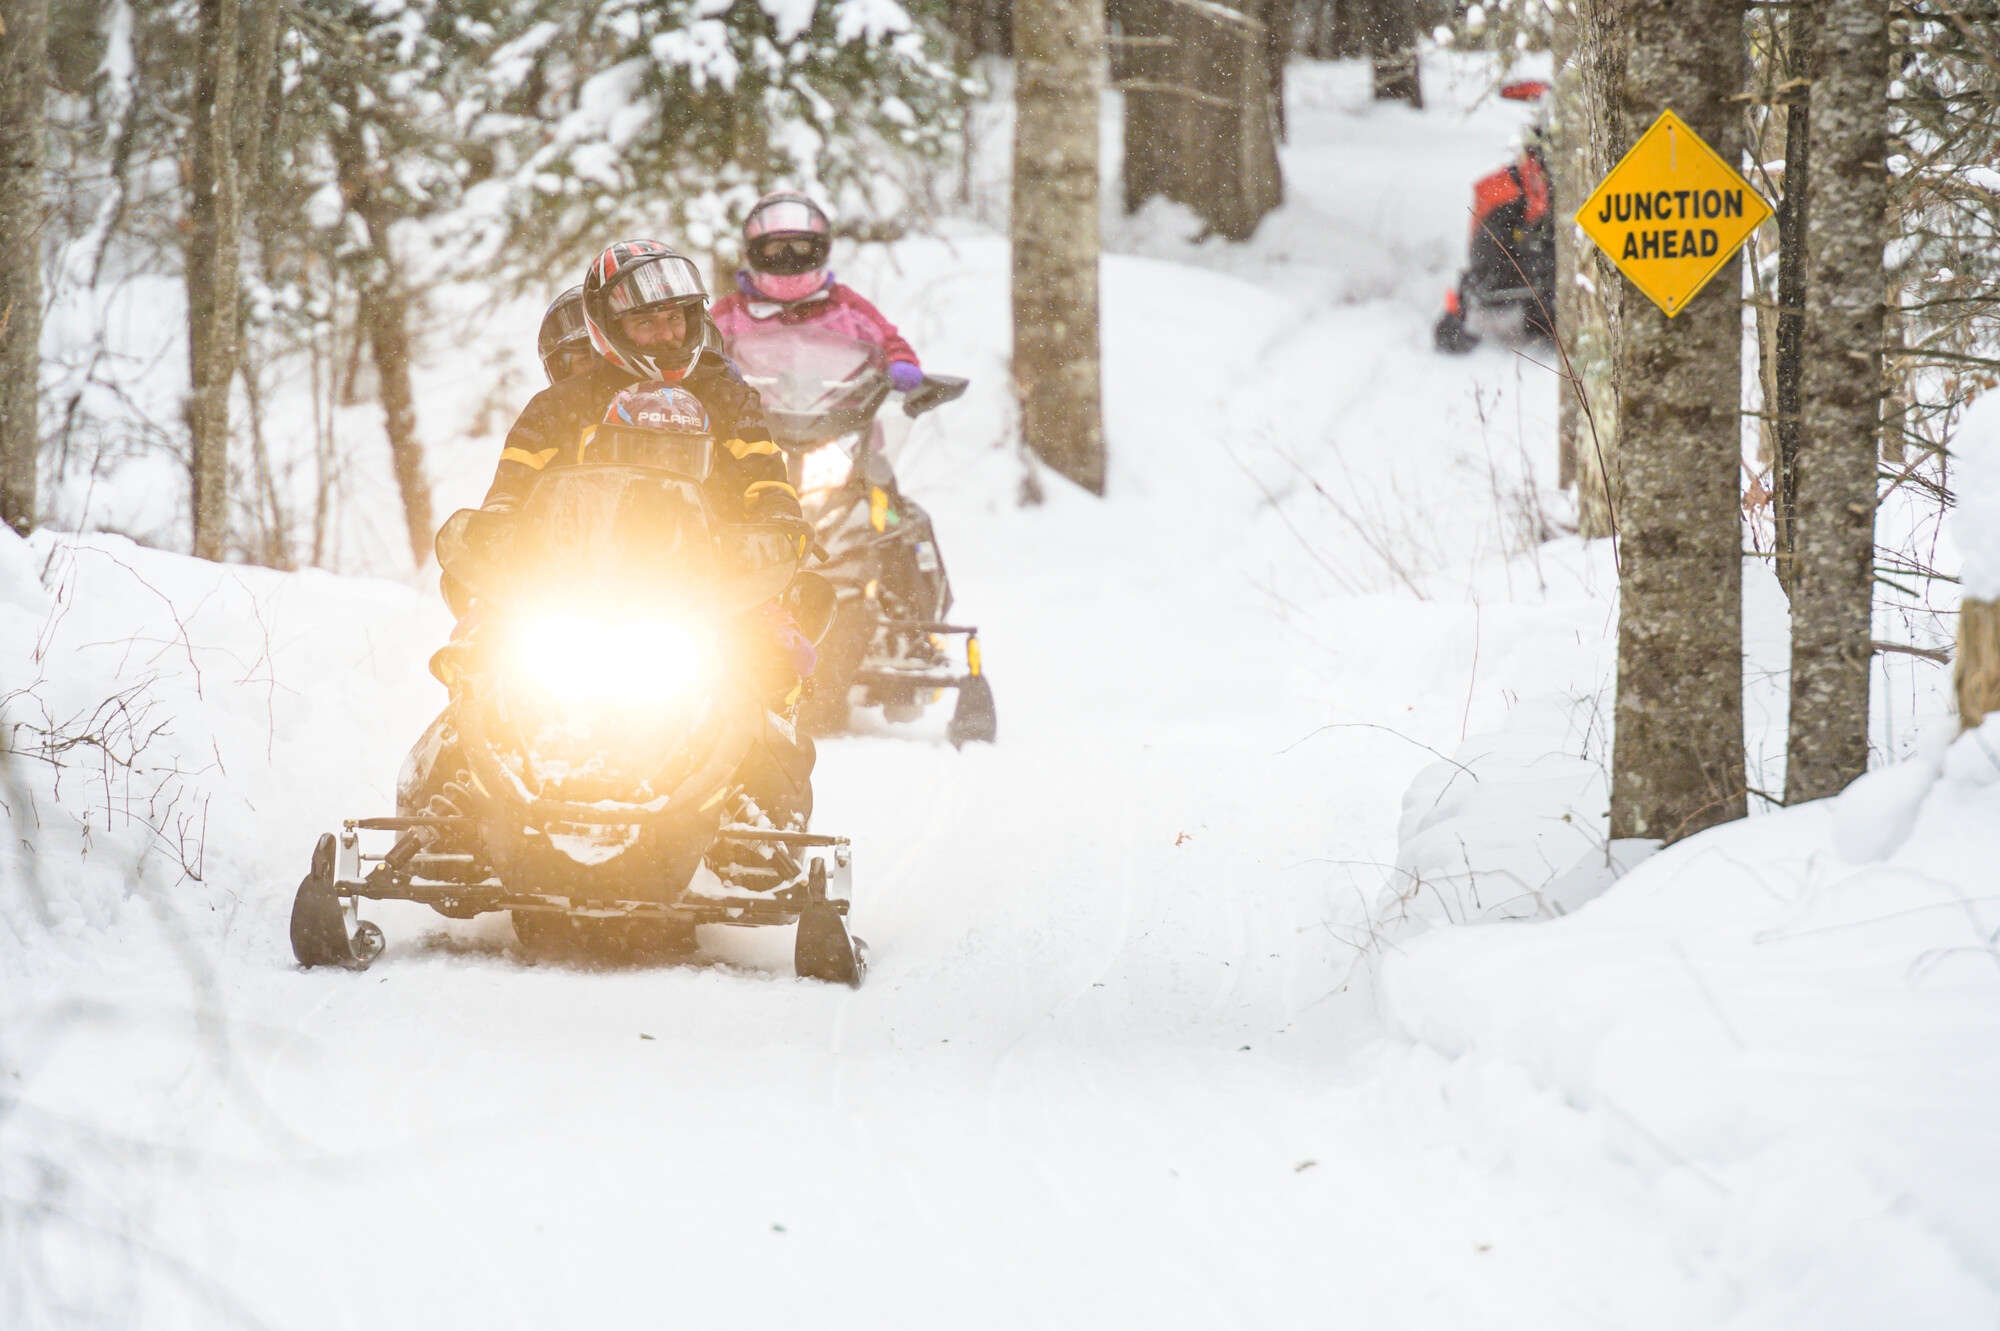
(538, 289, 587, 355)
(544, 343, 595, 383)
(747, 233, 831, 276)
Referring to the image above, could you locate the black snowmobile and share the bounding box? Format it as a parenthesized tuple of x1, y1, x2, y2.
(1434, 80, 1557, 354)
(289, 423, 866, 984)
(725, 324, 996, 745)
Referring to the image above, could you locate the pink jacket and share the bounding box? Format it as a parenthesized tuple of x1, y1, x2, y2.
(710, 278, 920, 368)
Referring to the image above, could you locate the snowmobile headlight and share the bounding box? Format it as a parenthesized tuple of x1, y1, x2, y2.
(800, 440, 854, 494)
(513, 616, 708, 704)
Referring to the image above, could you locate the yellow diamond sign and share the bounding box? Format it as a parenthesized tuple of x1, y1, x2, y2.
(1576, 109, 1773, 317)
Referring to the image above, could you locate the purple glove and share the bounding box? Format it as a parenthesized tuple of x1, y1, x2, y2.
(759, 602, 819, 678)
(888, 361, 924, 393)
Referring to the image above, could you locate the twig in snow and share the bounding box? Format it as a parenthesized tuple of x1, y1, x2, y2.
(1594, 1092, 1732, 1195)
(1220, 444, 1358, 595)
(1478, 202, 1622, 573)
(1273, 451, 1428, 601)
(1278, 722, 1478, 781)
(1670, 940, 1748, 1053)
(1462, 599, 1482, 742)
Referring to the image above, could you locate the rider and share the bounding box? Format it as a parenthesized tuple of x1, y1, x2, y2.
(1435, 81, 1555, 353)
(708, 191, 925, 394)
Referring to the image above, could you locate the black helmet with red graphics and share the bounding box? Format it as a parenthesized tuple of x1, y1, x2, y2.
(580, 239, 716, 383)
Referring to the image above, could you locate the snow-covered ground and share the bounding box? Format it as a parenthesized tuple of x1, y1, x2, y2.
(6, 57, 1995, 1328)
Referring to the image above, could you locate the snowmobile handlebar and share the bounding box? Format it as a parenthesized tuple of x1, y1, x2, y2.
(901, 374, 968, 418)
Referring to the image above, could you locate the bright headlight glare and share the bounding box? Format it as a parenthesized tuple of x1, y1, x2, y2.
(800, 441, 853, 493)
(514, 616, 707, 703)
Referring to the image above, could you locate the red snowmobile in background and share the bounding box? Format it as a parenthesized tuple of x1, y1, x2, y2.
(1434, 81, 1557, 354)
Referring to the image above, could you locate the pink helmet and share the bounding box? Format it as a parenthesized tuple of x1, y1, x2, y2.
(742, 192, 832, 304)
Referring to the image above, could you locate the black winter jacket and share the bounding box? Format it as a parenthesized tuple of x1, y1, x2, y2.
(481, 353, 799, 523)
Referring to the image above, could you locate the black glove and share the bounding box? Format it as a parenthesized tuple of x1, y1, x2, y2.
(766, 513, 819, 560)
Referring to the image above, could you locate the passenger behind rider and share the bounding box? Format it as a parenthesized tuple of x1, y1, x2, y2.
(535, 285, 593, 385)
(708, 192, 926, 397)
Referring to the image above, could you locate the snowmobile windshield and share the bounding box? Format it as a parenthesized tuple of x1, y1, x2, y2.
(437, 467, 718, 616)
(725, 326, 891, 452)
(437, 466, 799, 618)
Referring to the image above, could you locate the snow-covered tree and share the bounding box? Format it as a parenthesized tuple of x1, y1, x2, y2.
(472, 0, 966, 271)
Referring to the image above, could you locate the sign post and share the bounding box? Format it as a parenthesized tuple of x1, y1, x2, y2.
(1575, 109, 1772, 317)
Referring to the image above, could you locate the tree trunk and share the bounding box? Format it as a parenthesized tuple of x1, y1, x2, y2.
(1116, 0, 1172, 217)
(1552, 3, 1581, 490)
(238, 0, 281, 192)
(1784, 0, 1888, 804)
(952, 0, 1013, 57)
(0, 0, 47, 538)
(1571, 0, 1625, 541)
(1299, 0, 1363, 59)
(334, 112, 435, 569)
(1605, 0, 1749, 844)
(1119, 0, 1283, 241)
(1363, 0, 1421, 108)
(1266, 0, 1291, 143)
(1957, 599, 2000, 730)
(1013, 0, 1107, 494)
(362, 283, 433, 568)
(186, 0, 244, 561)
(1769, 60, 1808, 600)
(240, 359, 290, 568)
(234, 0, 285, 566)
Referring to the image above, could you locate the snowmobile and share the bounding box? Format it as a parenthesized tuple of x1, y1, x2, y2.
(724, 324, 997, 745)
(289, 423, 866, 984)
(1434, 80, 1557, 355)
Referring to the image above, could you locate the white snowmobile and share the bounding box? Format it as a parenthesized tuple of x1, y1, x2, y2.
(289, 423, 866, 984)
(724, 324, 996, 744)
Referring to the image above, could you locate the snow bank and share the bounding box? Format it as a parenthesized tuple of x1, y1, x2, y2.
(0, 530, 447, 970)
(0, 525, 48, 614)
(1385, 721, 2000, 1316)
(1385, 693, 1657, 927)
(1953, 390, 2000, 599)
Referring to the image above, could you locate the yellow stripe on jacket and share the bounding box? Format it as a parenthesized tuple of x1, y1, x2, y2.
(499, 446, 560, 471)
